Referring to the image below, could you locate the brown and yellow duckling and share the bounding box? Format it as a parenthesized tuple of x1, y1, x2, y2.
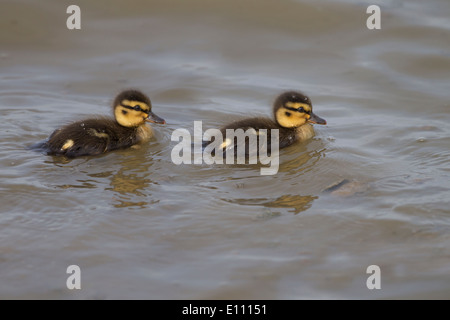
(211, 91, 326, 152)
(44, 89, 165, 158)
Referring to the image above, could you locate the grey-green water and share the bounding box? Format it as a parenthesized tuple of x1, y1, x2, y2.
(0, 0, 449, 299)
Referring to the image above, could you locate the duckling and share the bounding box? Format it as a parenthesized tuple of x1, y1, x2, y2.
(44, 89, 165, 158)
(207, 91, 326, 153)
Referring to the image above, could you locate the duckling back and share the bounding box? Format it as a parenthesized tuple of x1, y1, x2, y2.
(205, 117, 302, 158)
(45, 118, 140, 158)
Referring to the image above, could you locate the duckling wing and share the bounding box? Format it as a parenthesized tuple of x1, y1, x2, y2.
(45, 118, 136, 158)
(219, 117, 280, 158)
(220, 117, 279, 132)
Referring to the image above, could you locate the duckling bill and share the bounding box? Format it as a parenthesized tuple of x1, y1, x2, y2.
(208, 91, 326, 153)
(43, 89, 165, 158)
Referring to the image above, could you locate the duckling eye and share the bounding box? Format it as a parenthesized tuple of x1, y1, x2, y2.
(133, 105, 142, 111)
(297, 107, 305, 112)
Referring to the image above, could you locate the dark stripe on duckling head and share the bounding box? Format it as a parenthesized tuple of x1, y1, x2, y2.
(273, 91, 312, 118)
(120, 103, 150, 114)
(284, 102, 311, 114)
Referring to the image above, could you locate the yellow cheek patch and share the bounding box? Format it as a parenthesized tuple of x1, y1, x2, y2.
(115, 106, 146, 127)
(276, 108, 308, 128)
(87, 128, 109, 139)
(285, 102, 311, 113)
(61, 139, 74, 150)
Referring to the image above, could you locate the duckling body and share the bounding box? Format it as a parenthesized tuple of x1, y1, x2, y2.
(218, 117, 315, 149)
(46, 118, 152, 157)
(44, 90, 165, 158)
(208, 91, 326, 154)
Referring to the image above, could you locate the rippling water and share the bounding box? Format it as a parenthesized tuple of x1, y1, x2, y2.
(1, 0, 449, 299)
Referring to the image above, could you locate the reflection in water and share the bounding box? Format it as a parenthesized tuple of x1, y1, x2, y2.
(106, 153, 159, 209)
(48, 155, 101, 189)
(323, 179, 368, 197)
(108, 171, 151, 196)
(280, 142, 326, 174)
(262, 194, 317, 214)
(46, 150, 159, 208)
(45, 155, 89, 167)
(223, 194, 317, 215)
(218, 140, 325, 215)
(108, 170, 156, 208)
(56, 181, 97, 189)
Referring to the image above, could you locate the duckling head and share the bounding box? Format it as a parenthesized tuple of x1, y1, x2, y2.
(113, 89, 165, 127)
(273, 91, 326, 128)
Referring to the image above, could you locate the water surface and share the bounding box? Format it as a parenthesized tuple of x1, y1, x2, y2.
(0, 0, 449, 299)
